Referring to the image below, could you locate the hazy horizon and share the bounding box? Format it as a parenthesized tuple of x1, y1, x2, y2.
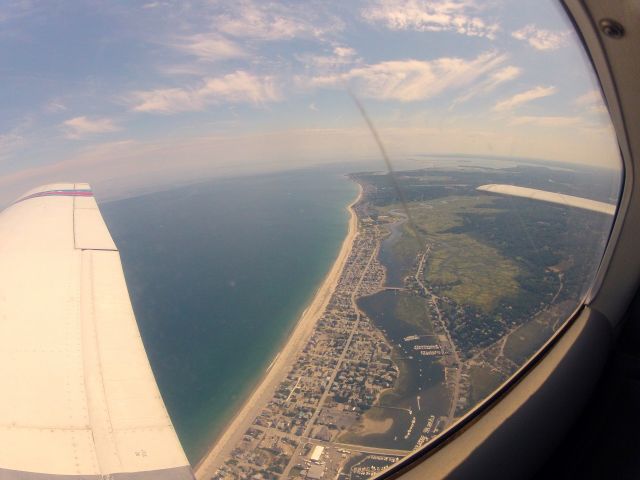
(0, 0, 621, 206)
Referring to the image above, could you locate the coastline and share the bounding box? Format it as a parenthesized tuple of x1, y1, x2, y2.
(194, 181, 362, 479)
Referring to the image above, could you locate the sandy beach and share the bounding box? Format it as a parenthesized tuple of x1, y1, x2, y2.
(194, 183, 362, 479)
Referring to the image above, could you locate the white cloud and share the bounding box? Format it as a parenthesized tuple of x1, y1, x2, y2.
(452, 65, 521, 106)
(157, 63, 211, 77)
(509, 115, 582, 127)
(131, 71, 280, 113)
(512, 25, 570, 50)
(334, 46, 356, 58)
(362, 0, 499, 39)
(170, 33, 246, 62)
(0, 131, 24, 159)
(297, 45, 359, 72)
(575, 89, 608, 114)
(62, 116, 120, 139)
(0, 116, 34, 159)
(0, 1, 36, 23)
(306, 51, 507, 102)
(493, 86, 556, 112)
(214, 1, 342, 41)
(575, 90, 601, 106)
(44, 100, 68, 113)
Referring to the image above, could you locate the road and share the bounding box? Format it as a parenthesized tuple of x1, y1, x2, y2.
(302, 438, 410, 457)
(414, 247, 463, 425)
(281, 244, 380, 477)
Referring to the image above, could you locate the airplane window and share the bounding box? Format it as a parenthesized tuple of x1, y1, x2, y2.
(0, 1, 621, 479)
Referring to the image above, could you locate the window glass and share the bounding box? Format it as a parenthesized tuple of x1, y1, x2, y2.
(0, 1, 620, 479)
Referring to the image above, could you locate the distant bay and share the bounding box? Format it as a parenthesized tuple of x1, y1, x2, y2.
(100, 167, 357, 463)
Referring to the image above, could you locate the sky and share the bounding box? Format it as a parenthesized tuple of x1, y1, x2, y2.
(0, 0, 622, 204)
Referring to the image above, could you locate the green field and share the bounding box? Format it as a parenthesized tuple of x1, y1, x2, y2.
(395, 291, 434, 332)
(503, 300, 574, 365)
(467, 364, 506, 406)
(428, 233, 519, 312)
(379, 196, 521, 313)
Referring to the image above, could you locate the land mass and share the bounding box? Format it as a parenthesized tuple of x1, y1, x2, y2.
(196, 163, 614, 480)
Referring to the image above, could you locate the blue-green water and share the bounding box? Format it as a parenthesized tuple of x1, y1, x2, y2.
(100, 167, 357, 464)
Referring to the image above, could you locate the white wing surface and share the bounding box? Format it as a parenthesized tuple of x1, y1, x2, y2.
(477, 184, 616, 215)
(0, 184, 193, 479)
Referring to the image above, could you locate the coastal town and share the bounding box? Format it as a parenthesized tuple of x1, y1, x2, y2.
(202, 186, 412, 479)
(198, 176, 467, 480)
(198, 165, 605, 480)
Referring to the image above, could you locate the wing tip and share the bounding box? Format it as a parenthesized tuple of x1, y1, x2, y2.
(13, 183, 94, 206)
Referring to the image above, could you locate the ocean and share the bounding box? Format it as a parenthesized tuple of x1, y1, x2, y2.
(100, 167, 358, 463)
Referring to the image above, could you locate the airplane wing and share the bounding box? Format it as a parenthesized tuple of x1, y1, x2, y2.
(0, 184, 193, 479)
(477, 184, 617, 215)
